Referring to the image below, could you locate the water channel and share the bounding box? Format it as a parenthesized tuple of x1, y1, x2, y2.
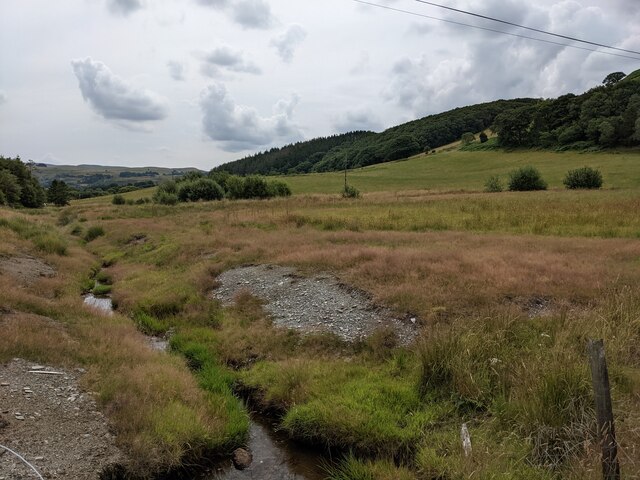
(82, 292, 329, 479)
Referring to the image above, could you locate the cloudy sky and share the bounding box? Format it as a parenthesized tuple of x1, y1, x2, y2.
(1, 0, 639, 169)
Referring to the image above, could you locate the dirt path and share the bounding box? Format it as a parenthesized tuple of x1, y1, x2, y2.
(0, 359, 123, 479)
(213, 264, 417, 344)
(0, 255, 55, 287)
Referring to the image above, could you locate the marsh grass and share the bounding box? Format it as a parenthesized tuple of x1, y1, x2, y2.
(0, 215, 68, 255)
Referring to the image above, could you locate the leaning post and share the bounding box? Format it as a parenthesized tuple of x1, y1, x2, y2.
(587, 339, 620, 480)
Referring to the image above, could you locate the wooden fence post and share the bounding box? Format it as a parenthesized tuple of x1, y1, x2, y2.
(587, 339, 620, 480)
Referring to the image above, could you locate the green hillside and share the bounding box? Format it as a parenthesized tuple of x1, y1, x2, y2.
(215, 98, 537, 176)
(282, 149, 640, 194)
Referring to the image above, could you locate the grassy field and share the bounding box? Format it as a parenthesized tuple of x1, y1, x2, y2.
(282, 149, 640, 194)
(1, 148, 640, 478)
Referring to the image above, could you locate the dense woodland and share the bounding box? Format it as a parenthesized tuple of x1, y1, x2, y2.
(494, 70, 640, 149)
(215, 99, 538, 175)
(0, 156, 46, 208)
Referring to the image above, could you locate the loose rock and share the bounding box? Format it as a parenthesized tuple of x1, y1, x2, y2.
(213, 264, 417, 344)
(232, 448, 253, 470)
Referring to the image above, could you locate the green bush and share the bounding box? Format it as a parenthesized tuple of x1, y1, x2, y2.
(84, 225, 105, 242)
(342, 184, 360, 198)
(268, 180, 292, 197)
(178, 178, 224, 202)
(112, 194, 126, 205)
(484, 175, 503, 193)
(153, 191, 179, 205)
(563, 166, 603, 189)
(508, 166, 547, 191)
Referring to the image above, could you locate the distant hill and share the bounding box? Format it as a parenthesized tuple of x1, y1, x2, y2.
(215, 98, 538, 176)
(33, 164, 204, 188)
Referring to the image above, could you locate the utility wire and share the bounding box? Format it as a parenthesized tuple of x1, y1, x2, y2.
(0, 444, 45, 480)
(413, 0, 640, 56)
(352, 0, 640, 61)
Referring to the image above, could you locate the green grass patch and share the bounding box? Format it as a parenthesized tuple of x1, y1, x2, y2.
(84, 225, 105, 242)
(0, 216, 68, 255)
(282, 150, 640, 194)
(92, 284, 112, 296)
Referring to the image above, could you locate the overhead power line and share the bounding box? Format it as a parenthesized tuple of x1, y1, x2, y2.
(413, 0, 640, 57)
(351, 0, 640, 61)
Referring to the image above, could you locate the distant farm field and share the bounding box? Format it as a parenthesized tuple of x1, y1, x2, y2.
(282, 149, 640, 194)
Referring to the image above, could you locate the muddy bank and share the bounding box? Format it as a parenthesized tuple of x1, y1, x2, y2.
(213, 265, 417, 344)
(0, 359, 123, 479)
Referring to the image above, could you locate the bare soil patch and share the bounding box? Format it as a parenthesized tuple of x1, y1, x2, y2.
(213, 264, 417, 344)
(0, 359, 123, 479)
(0, 255, 56, 287)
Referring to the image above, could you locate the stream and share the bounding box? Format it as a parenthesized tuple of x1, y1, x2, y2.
(82, 292, 330, 479)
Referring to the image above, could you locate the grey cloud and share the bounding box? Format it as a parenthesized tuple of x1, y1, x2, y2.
(231, 0, 274, 29)
(196, 0, 274, 29)
(71, 57, 168, 126)
(107, 0, 143, 16)
(271, 24, 307, 63)
(201, 46, 261, 76)
(167, 61, 186, 81)
(333, 109, 383, 133)
(385, 0, 636, 117)
(0, 91, 6, 106)
(200, 83, 303, 152)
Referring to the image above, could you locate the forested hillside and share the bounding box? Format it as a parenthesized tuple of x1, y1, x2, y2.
(494, 69, 640, 149)
(215, 99, 537, 175)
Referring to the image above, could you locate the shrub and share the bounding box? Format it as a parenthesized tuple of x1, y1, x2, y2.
(268, 180, 292, 197)
(479, 132, 488, 143)
(342, 184, 360, 198)
(484, 175, 503, 193)
(112, 194, 126, 205)
(563, 166, 603, 189)
(153, 180, 179, 205)
(84, 225, 105, 242)
(242, 176, 270, 199)
(153, 191, 179, 205)
(508, 166, 547, 191)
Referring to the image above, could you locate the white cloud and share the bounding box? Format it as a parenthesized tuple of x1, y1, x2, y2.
(71, 57, 168, 127)
(106, 0, 143, 16)
(271, 24, 307, 63)
(200, 83, 303, 152)
(0, 91, 6, 106)
(200, 46, 262, 76)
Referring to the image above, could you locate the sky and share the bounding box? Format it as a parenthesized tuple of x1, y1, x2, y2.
(1, 0, 639, 170)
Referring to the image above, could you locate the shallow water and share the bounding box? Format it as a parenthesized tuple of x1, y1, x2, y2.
(82, 291, 326, 478)
(207, 416, 329, 480)
(83, 294, 113, 314)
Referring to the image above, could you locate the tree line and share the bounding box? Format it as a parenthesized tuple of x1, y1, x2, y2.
(493, 70, 640, 149)
(214, 99, 537, 176)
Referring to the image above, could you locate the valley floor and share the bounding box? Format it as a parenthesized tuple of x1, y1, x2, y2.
(1, 153, 639, 479)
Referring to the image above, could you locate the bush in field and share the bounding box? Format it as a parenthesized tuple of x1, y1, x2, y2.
(268, 180, 292, 197)
(153, 180, 179, 205)
(84, 225, 105, 242)
(563, 166, 603, 189)
(508, 166, 547, 191)
(177, 178, 224, 202)
(484, 175, 503, 193)
(112, 194, 126, 205)
(342, 184, 360, 198)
